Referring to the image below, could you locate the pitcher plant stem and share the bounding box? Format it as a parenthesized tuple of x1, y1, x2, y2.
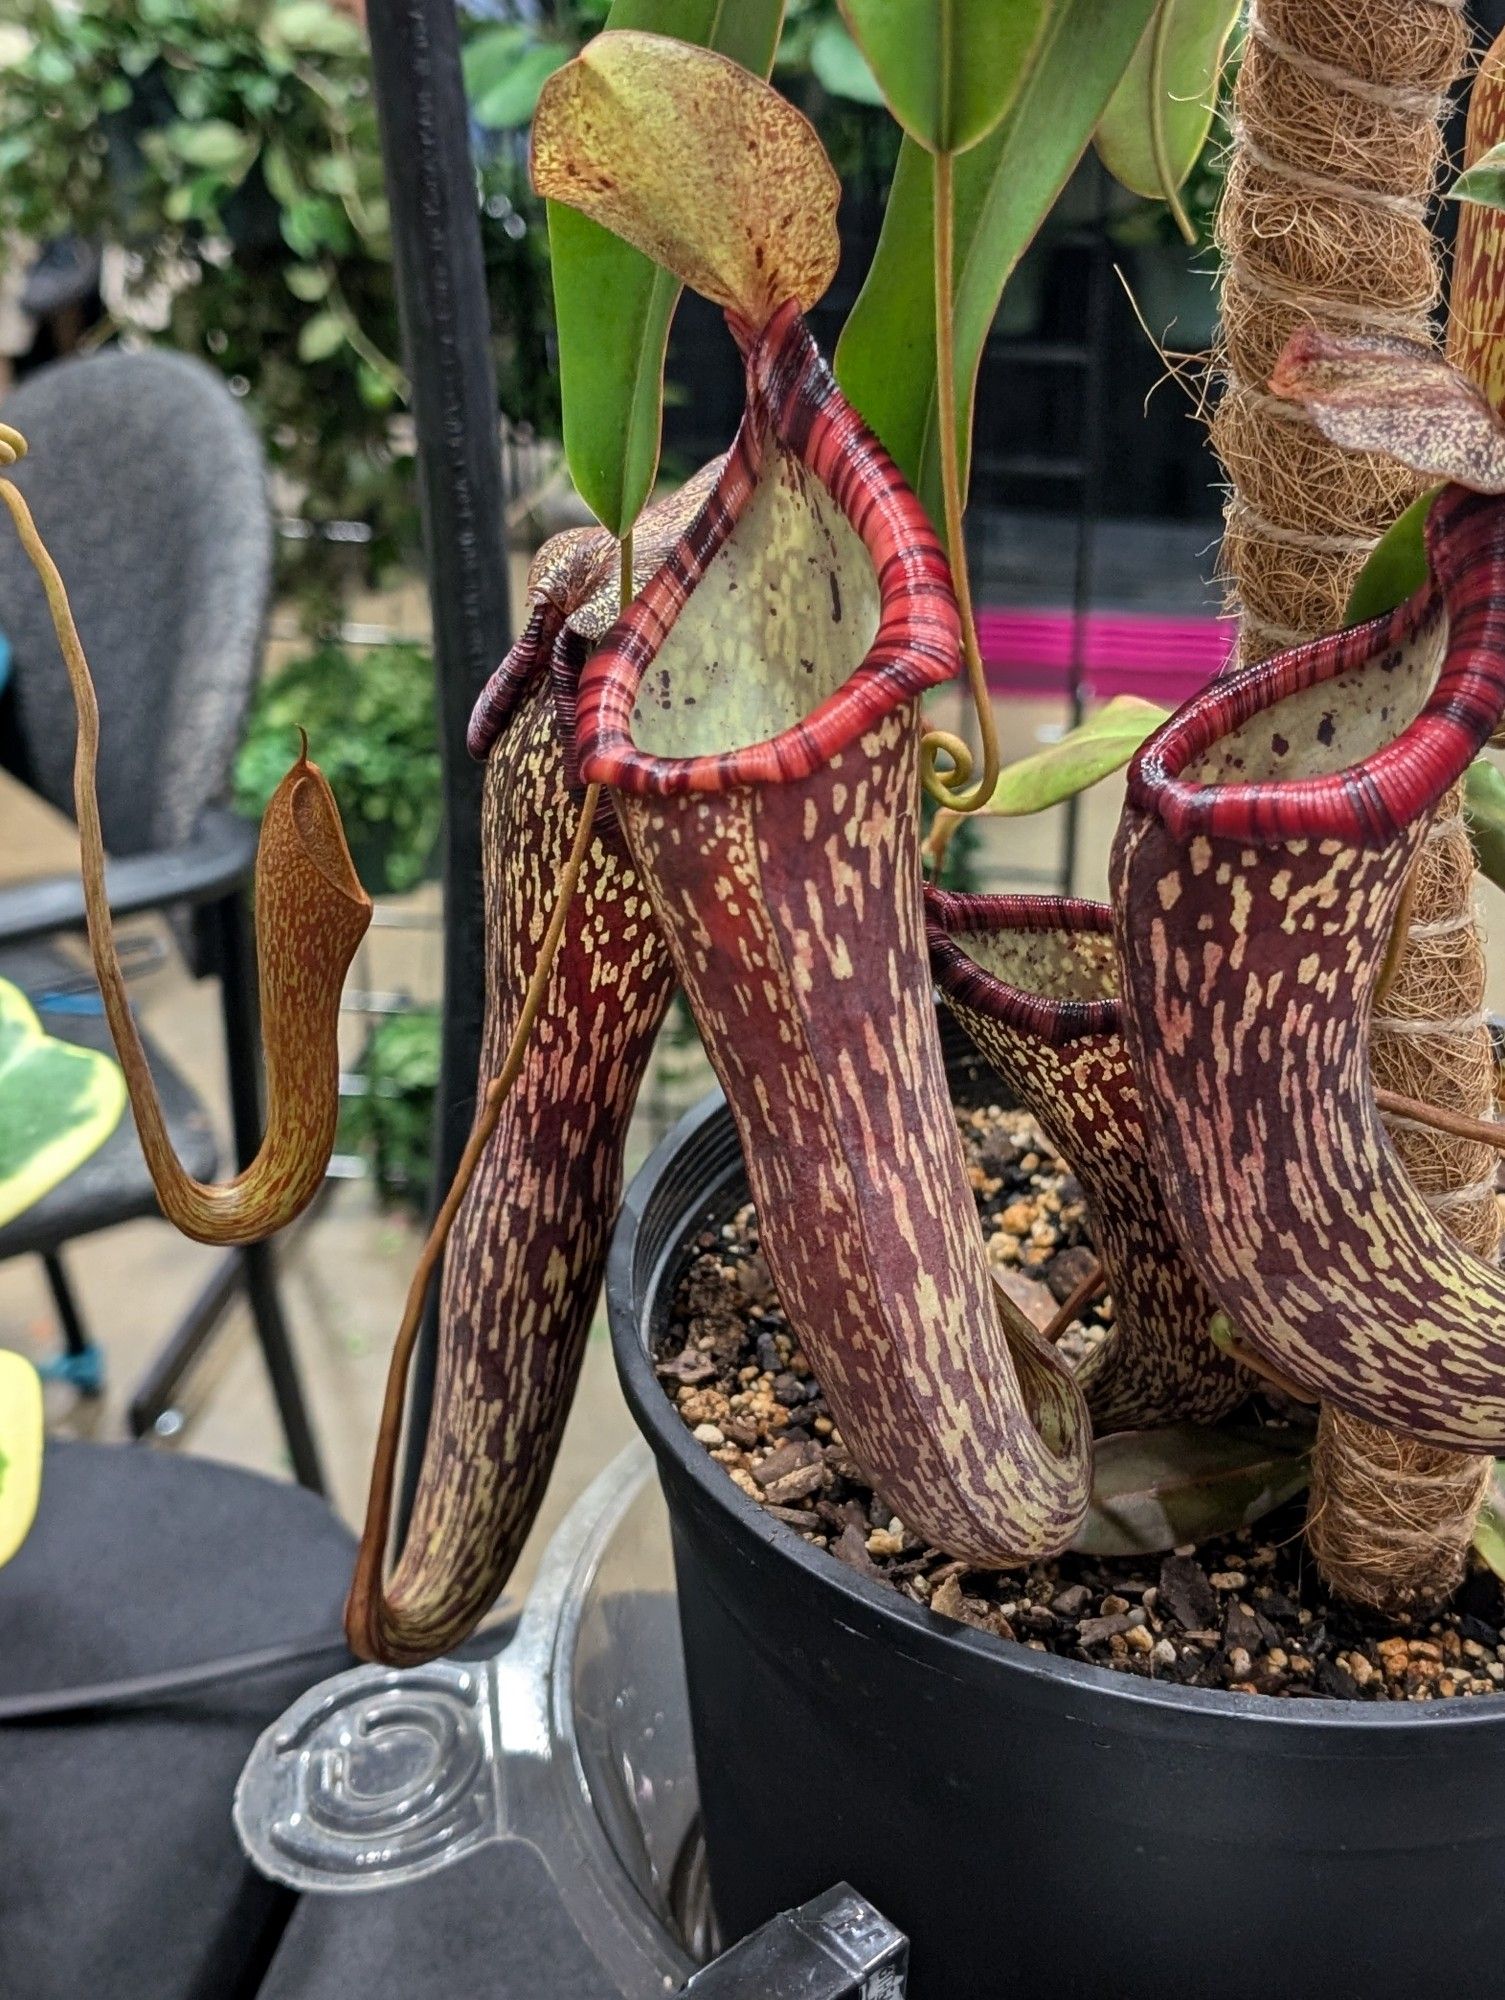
(920, 148, 1000, 815)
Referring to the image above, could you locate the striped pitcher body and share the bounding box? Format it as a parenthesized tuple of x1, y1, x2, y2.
(578, 303, 1091, 1563)
(927, 891, 1249, 1431)
(347, 487, 723, 1666)
(1112, 486, 1505, 1451)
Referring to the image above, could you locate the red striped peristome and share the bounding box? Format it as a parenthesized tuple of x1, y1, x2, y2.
(566, 301, 1091, 1564)
(925, 891, 1122, 1047)
(1130, 485, 1505, 847)
(575, 297, 961, 797)
(926, 888, 1250, 1433)
(467, 455, 728, 769)
(1110, 484, 1505, 1450)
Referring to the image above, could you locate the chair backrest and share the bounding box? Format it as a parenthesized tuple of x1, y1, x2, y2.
(0, 348, 273, 856)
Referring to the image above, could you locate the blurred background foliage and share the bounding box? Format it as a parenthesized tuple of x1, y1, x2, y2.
(0, 0, 895, 634)
(232, 638, 441, 894)
(0, 0, 1224, 924)
(0, 0, 552, 629)
(337, 1004, 442, 1214)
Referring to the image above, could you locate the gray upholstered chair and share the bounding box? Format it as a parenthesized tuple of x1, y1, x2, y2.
(0, 347, 323, 1487)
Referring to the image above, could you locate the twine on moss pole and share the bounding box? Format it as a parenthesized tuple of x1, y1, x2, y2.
(1213, 0, 1465, 662)
(1307, 1415, 1494, 1618)
(1213, 0, 1492, 1616)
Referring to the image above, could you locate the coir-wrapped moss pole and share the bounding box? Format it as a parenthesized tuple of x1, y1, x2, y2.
(1212, 0, 1488, 1613)
(578, 304, 1092, 1563)
(926, 890, 1250, 1432)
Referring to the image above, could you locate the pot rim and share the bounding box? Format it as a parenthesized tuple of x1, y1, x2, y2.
(608, 1084, 1505, 1736)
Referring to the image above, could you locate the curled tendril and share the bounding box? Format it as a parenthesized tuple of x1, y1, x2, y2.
(919, 725, 974, 806)
(0, 423, 27, 469)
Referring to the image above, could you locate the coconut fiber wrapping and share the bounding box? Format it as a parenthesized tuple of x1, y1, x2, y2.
(1214, 0, 1466, 660)
(1213, 0, 1491, 1614)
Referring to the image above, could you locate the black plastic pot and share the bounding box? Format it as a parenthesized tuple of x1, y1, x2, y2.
(607, 1058, 1505, 2000)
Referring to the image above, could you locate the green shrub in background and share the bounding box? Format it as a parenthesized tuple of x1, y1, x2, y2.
(339, 1007, 440, 1216)
(0, 0, 554, 632)
(234, 640, 440, 895)
(0, 0, 899, 638)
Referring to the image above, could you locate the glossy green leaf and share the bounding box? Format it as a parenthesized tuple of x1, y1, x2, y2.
(979, 695, 1169, 816)
(809, 17, 883, 106)
(1465, 756, 1505, 895)
(470, 40, 571, 130)
(1450, 139, 1505, 214)
(0, 977, 126, 1230)
(1094, 0, 1240, 217)
(1073, 1421, 1312, 1558)
(838, 0, 1049, 155)
(546, 1, 785, 536)
(836, 0, 1158, 528)
(1472, 1465, 1505, 1582)
(1344, 487, 1438, 626)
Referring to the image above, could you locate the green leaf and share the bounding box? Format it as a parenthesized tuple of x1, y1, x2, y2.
(808, 18, 884, 106)
(261, 143, 302, 209)
(0, 978, 125, 1230)
(836, 0, 1159, 527)
(1465, 757, 1505, 895)
(1094, 0, 1240, 214)
(280, 194, 352, 258)
(547, 0, 784, 537)
(1073, 1421, 1312, 1558)
(1344, 487, 1438, 626)
(1472, 1465, 1505, 1582)
(979, 696, 1169, 816)
(472, 40, 572, 130)
(157, 118, 259, 178)
(1449, 139, 1505, 214)
(308, 152, 357, 197)
(838, 0, 1049, 155)
(462, 23, 533, 104)
(262, 0, 362, 57)
(297, 309, 347, 363)
(285, 262, 330, 302)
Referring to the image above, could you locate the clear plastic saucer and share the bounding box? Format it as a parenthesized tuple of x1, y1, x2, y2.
(235, 1445, 707, 1997)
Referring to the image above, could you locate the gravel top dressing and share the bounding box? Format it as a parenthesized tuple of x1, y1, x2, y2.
(659, 1104, 1505, 1703)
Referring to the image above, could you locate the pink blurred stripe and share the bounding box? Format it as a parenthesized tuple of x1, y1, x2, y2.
(975, 607, 1234, 706)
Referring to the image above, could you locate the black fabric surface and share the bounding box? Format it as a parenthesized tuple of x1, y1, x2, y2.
(258, 1843, 616, 2000)
(0, 1441, 355, 2000)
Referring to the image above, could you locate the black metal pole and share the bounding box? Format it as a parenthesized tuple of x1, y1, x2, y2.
(365, 0, 512, 1531)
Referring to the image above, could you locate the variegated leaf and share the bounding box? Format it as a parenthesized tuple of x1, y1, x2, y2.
(532, 31, 840, 330)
